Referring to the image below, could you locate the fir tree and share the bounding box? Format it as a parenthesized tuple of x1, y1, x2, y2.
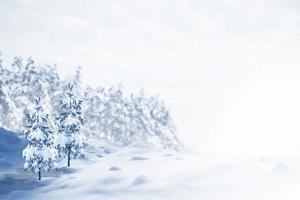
(22, 98, 57, 180)
(55, 84, 86, 167)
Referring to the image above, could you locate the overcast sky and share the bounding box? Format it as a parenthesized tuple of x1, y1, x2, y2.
(1, 0, 300, 157)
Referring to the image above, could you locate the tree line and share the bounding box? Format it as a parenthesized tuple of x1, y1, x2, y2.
(0, 54, 183, 151)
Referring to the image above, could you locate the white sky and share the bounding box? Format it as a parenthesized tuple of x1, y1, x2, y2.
(1, 0, 300, 157)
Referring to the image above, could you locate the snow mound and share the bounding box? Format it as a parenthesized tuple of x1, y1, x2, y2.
(109, 166, 121, 171)
(132, 175, 147, 186)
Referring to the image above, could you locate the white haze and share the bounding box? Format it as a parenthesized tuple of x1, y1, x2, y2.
(1, 0, 300, 157)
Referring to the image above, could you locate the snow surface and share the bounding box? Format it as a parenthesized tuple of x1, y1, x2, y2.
(1, 128, 300, 200)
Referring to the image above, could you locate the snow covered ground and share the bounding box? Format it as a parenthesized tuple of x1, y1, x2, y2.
(1, 128, 300, 200)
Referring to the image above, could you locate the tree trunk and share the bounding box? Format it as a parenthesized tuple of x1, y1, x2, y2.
(38, 170, 41, 181)
(68, 152, 71, 167)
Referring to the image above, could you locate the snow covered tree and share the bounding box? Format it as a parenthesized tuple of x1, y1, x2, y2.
(22, 98, 57, 181)
(82, 86, 107, 138)
(126, 89, 152, 143)
(55, 84, 86, 167)
(0, 54, 22, 128)
(0, 53, 183, 151)
(0, 81, 22, 129)
(81, 86, 183, 150)
(99, 85, 130, 145)
(0, 55, 62, 131)
(147, 96, 183, 150)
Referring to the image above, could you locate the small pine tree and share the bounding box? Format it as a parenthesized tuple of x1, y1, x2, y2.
(22, 97, 57, 180)
(55, 84, 86, 167)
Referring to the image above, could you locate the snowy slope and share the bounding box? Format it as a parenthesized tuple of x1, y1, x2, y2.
(1, 135, 300, 200)
(0, 128, 26, 172)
